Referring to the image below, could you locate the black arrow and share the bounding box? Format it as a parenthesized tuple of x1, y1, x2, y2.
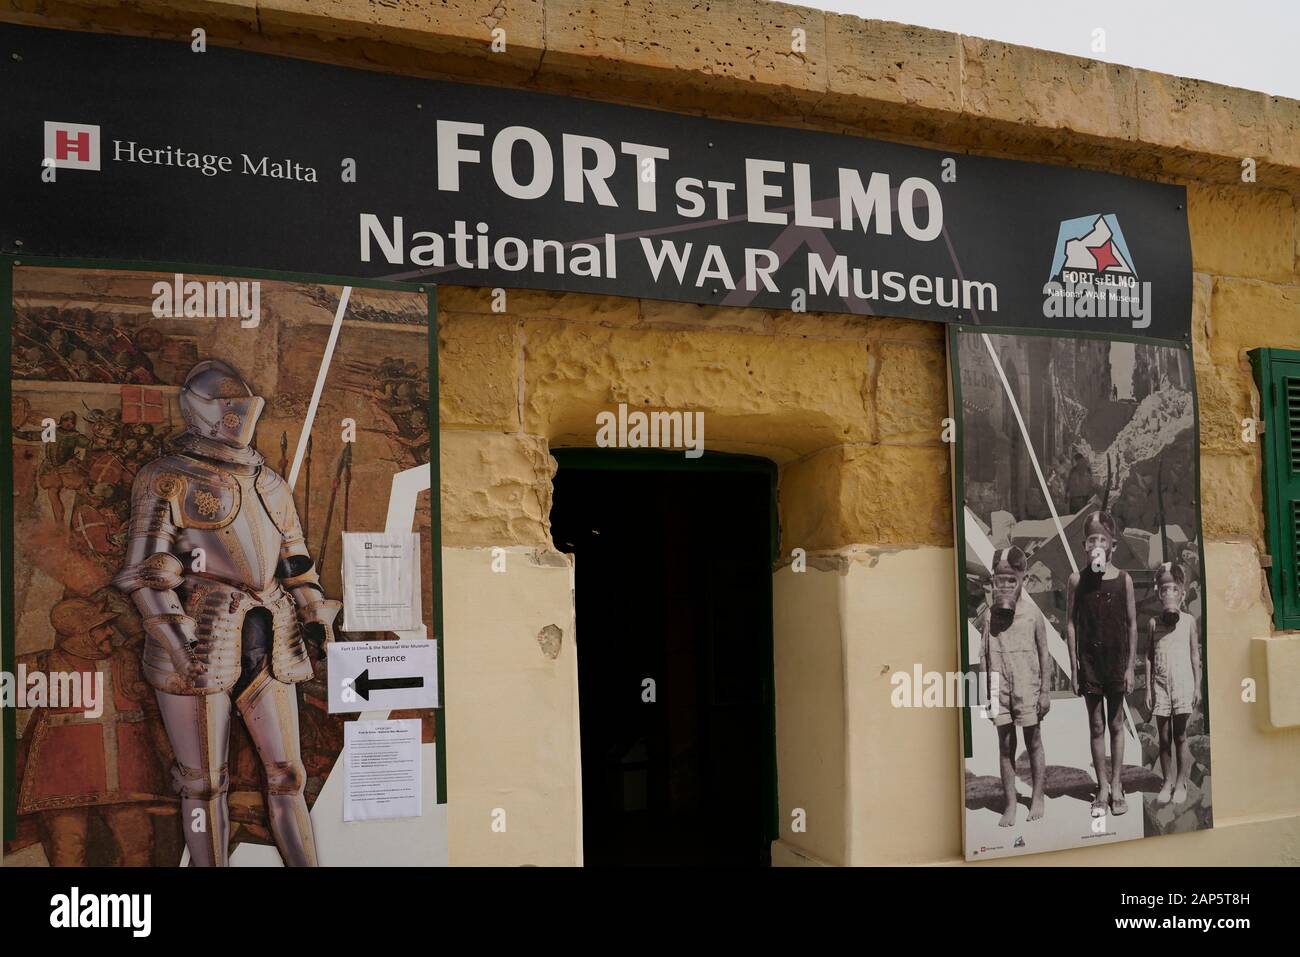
(351, 668, 424, 702)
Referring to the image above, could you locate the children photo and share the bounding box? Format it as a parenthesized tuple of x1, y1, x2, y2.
(952, 330, 1212, 861)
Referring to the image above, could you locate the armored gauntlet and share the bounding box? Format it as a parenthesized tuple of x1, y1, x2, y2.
(112, 473, 220, 695)
(279, 553, 343, 646)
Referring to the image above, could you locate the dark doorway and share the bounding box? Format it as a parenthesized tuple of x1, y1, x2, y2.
(550, 450, 777, 867)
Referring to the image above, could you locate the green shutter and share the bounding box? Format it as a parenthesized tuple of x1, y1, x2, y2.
(1250, 349, 1300, 630)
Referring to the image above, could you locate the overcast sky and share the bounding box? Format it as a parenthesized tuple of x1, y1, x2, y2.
(793, 0, 1299, 99)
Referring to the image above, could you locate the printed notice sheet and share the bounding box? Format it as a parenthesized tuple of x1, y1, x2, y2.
(343, 718, 423, 822)
(342, 532, 421, 632)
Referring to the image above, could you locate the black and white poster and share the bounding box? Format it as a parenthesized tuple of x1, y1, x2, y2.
(951, 329, 1211, 860)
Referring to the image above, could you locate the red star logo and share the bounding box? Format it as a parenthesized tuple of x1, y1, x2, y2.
(1089, 240, 1122, 273)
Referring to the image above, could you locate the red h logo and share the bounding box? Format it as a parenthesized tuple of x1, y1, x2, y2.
(55, 129, 91, 162)
(43, 121, 101, 171)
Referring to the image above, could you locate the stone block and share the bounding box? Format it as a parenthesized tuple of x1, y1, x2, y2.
(1135, 70, 1269, 159)
(826, 16, 961, 112)
(522, 320, 872, 460)
(1208, 278, 1300, 367)
(875, 340, 947, 444)
(1198, 452, 1263, 547)
(781, 444, 951, 549)
(438, 312, 520, 431)
(1187, 183, 1295, 282)
(962, 37, 1137, 141)
(543, 0, 828, 93)
(439, 430, 554, 547)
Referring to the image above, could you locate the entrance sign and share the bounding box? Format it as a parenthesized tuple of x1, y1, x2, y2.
(328, 640, 440, 714)
(2, 23, 1190, 339)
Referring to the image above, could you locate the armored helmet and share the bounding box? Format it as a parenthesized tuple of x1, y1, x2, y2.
(179, 359, 265, 449)
(51, 597, 118, 638)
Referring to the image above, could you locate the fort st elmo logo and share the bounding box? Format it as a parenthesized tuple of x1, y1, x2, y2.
(1049, 213, 1137, 284)
(43, 120, 101, 171)
(1043, 213, 1151, 329)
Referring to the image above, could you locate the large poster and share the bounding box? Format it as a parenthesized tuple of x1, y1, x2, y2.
(2, 263, 444, 866)
(1, 22, 1190, 335)
(950, 328, 1210, 860)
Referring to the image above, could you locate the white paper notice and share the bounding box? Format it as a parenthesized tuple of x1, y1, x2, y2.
(342, 532, 421, 632)
(343, 719, 422, 822)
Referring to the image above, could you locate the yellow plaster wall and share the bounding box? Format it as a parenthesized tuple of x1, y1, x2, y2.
(442, 546, 583, 866)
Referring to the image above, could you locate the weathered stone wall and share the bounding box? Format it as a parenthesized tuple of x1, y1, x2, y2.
(5, 0, 1297, 557)
(1191, 182, 1300, 555)
(10, 0, 1299, 189)
(437, 286, 953, 554)
(432, 205, 1300, 563)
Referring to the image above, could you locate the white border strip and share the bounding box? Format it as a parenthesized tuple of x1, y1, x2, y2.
(288, 286, 351, 490)
(980, 332, 1079, 576)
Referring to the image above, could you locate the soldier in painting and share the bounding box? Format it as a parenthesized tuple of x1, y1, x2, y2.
(14, 411, 91, 524)
(340, 354, 430, 468)
(86, 407, 121, 449)
(15, 597, 173, 866)
(71, 482, 130, 564)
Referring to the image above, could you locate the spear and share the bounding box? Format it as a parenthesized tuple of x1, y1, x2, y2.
(342, 443, 353, 533)
(1102, 453, 1113, 512)
(315, 445, 349, 572)
(304, 435, 314, 544)
(278, 431, 288, 478)
(1156, 456, 1168, 564)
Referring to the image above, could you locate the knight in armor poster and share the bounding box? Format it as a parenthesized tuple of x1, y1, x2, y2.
(4, 264, 441, 867)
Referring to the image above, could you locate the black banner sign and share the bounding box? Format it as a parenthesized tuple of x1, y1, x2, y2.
(1, 23, 1191, 339)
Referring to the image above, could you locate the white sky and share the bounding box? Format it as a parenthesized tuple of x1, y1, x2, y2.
(791, 0, 1300, 99)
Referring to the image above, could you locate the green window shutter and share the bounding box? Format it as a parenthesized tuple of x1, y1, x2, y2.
(1250, 348, 1300, 630)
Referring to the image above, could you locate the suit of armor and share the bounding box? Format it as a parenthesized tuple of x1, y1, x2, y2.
(113, 360, 340, 866)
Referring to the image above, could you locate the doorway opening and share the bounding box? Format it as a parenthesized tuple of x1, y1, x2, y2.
(551, 449, 778, 867)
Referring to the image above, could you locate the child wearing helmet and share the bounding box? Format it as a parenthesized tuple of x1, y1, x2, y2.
(1066, 510, 1138, 817)
(1145, 562, 1202, 807)
(980, 546, 1051, 827)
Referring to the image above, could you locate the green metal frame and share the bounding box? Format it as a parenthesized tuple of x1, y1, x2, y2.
(1249, 347, 1300, 632)
(2, 256, 446, 846)
(549, 446, 781, 853)
(947, 324, 1210, 759)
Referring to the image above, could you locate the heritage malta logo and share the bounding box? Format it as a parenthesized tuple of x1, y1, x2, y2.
(40, 121, 318, 180)
(44, 120, 101, 171)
